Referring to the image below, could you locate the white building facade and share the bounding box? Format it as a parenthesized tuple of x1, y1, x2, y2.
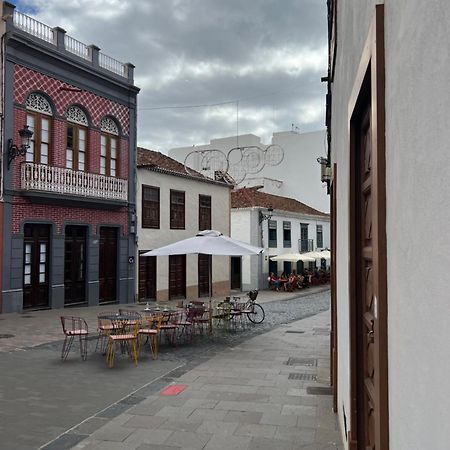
(136, 148, 232, 302)
(231, 187, 330, 291)
(169, 130, 329, 213)
(327, 2, 450, 449)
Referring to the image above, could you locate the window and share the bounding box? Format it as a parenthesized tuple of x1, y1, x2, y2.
(142, 185, 160, 229)
(199, 195, 211, 230)
(100, 117, 119, 177)
(283, 221, 291, 248)
(300, 223, 311, 252)
(170, 190, 185, 229)
(66, 106, 88, 171)
(25, 93, 53, 164)
(316, 224, 323, 248)
(268, 220, 277, 248)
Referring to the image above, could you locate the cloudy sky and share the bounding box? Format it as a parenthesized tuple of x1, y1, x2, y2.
(14, 0, 327, 153)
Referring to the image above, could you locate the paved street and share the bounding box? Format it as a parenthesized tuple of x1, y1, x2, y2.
(0, 287, 340, 450)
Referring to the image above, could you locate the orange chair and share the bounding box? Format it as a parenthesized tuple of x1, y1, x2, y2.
(105, 319, 140, 368)
(138, 315, 163, 358)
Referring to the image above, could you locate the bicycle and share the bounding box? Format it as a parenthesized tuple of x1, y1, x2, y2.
(243, 290, 265, 324)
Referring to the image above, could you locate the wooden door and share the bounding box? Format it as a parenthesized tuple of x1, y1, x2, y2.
(198, 254, 211, 297)
(230, 256, 241, 290)
(169, 255, 186, 299)
(99, 227, 117, 303)
(64, 226, 86, 305)
(138, 253, 156, 301)
(23, 224, 50, 309)
(349, 7, 388, 448)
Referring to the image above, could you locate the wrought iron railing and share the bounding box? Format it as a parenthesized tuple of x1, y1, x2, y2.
(298, 238, 314, 253)
(21, 163, 128, 201)
(99, 52, 126, 76)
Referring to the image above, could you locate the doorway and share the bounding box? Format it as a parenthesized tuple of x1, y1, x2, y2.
(169, 254, 186, 299)
(99, 227, 117, 303)
(23, 224, 50, 309)
(198, 254, 211, 297)
(138, 252, 156, 301)
(230, 256, 241, 290)
(348, 6, 388, 449)
(64, 226, 86, 305)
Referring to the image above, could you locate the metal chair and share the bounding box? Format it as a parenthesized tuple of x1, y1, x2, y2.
(60, 316, 89, 361)
(138, 314, 163, 358)
(105, 319, 140, 368)
(95, 311, 118, 353)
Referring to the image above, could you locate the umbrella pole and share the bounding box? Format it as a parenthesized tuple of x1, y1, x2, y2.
(208, 258, 212, 334)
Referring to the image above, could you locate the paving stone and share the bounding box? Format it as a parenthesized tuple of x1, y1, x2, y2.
(72, 417, 109, 435)
(234, 423, 277, 439)
(260, 412, 298, 427)
(281, 404, 317, 417)
(183, 398, 218, 409)
(204, 434, 252, 450)
(155, 406, 195, 418)
(274, 426, 316, 444)
(90, 425, 134, 442)
(158, 419, 203, 432)
(248, 436, 294, 450)
(188, 408, 229, 421)
(122, 428, 174, 447)
(196, 420, 239, 435)
(222, 411, 263, 424)
(123, 415, 168, 429)
(164, 430, 212, 449)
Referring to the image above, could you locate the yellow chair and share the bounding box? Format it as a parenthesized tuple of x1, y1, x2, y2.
(105, 319, 140, 368)
(138, 315, 163, 359)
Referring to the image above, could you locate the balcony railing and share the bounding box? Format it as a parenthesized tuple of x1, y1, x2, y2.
(21, 163, 128, 202)
(13, 10, 54, 44)
(298, 238, 314, 253)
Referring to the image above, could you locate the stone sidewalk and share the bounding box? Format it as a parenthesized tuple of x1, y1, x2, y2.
(45, 308, 342, 450)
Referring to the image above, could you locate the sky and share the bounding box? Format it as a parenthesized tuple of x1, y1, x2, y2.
(13, 0, 327, 153)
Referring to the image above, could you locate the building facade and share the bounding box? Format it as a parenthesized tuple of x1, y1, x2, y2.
(137, 148, 232, 303)
(169, 130, 330, 214)
(231, 187, 329, 291)
(326, 1, 450, 449)
(0, 3, 139, 312)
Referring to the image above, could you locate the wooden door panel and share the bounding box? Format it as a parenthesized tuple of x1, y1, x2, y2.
(169, 255, 186, 299)
(23, 224, 50, 309)
(64, 226, 86, 305)
(139, 254, 156, 300)
(198, 254, 210, 297)
(99, 227, 117, 303)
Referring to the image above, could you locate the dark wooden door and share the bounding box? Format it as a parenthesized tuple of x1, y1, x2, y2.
(354, 101, 377, 450)
(139, 253, 156, 301)
(198, 254, 211, 297)
(169, 255, 186, 299)
(230, 256, 241, 290)
(23, 224, 50, 309)
(99, 227, 117, 303)
(64, 226, 86, 305)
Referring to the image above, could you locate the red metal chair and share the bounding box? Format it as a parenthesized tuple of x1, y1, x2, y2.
(60, 316, 89, 361)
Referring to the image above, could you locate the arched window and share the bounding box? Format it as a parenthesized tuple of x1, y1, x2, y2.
(100, 117, 119, 177)
(25, 93, 53, 165)
(66, 106, 88, 171)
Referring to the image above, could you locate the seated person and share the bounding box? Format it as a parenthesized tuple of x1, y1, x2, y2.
(301, 269, 310, 287)
(279, 272, 289, 291)
(285, 270, 299, 291)
(268, 272, 281, 291)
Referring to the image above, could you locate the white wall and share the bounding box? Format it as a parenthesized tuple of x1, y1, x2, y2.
(231, 207, 330, 290)
(136, 169, 231, 297)
(169, 130, 330, 213)
(331, 1, 450, 449)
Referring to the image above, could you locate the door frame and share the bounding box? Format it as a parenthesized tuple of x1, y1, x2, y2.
(348, 5, 388, 449)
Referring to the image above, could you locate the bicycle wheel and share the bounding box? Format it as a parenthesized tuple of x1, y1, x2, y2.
(247, 303, 265, 324)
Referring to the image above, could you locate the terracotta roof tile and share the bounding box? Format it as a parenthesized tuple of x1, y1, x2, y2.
(231, 187, 328, 217)
(137, 147, 230, 187)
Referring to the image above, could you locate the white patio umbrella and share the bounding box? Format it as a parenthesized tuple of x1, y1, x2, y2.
(269, 253, 316, 262)
(142, 230, 263, 332)
(302, 251, 331, 261)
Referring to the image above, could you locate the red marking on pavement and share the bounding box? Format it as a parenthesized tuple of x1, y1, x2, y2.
(160, 384, 187, 396)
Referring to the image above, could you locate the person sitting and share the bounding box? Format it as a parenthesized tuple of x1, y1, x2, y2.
(268, 272, 281, 291)
(301, 269, 310, 288)
(285, 270, 299, 292)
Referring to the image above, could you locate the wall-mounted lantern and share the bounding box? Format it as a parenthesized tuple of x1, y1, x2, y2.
(8, 125, 33, 169)
(259, 206, 274, 224)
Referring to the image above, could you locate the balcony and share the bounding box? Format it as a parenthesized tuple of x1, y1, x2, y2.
(21, 163, 127, 202)
(298, 238, 314, 253)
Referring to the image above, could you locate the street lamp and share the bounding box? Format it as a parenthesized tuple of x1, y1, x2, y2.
(8, 125, 33, 169)
(259, 206, 273, 224)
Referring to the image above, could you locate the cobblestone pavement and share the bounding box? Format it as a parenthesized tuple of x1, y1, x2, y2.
(0, 288, 335, 450)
